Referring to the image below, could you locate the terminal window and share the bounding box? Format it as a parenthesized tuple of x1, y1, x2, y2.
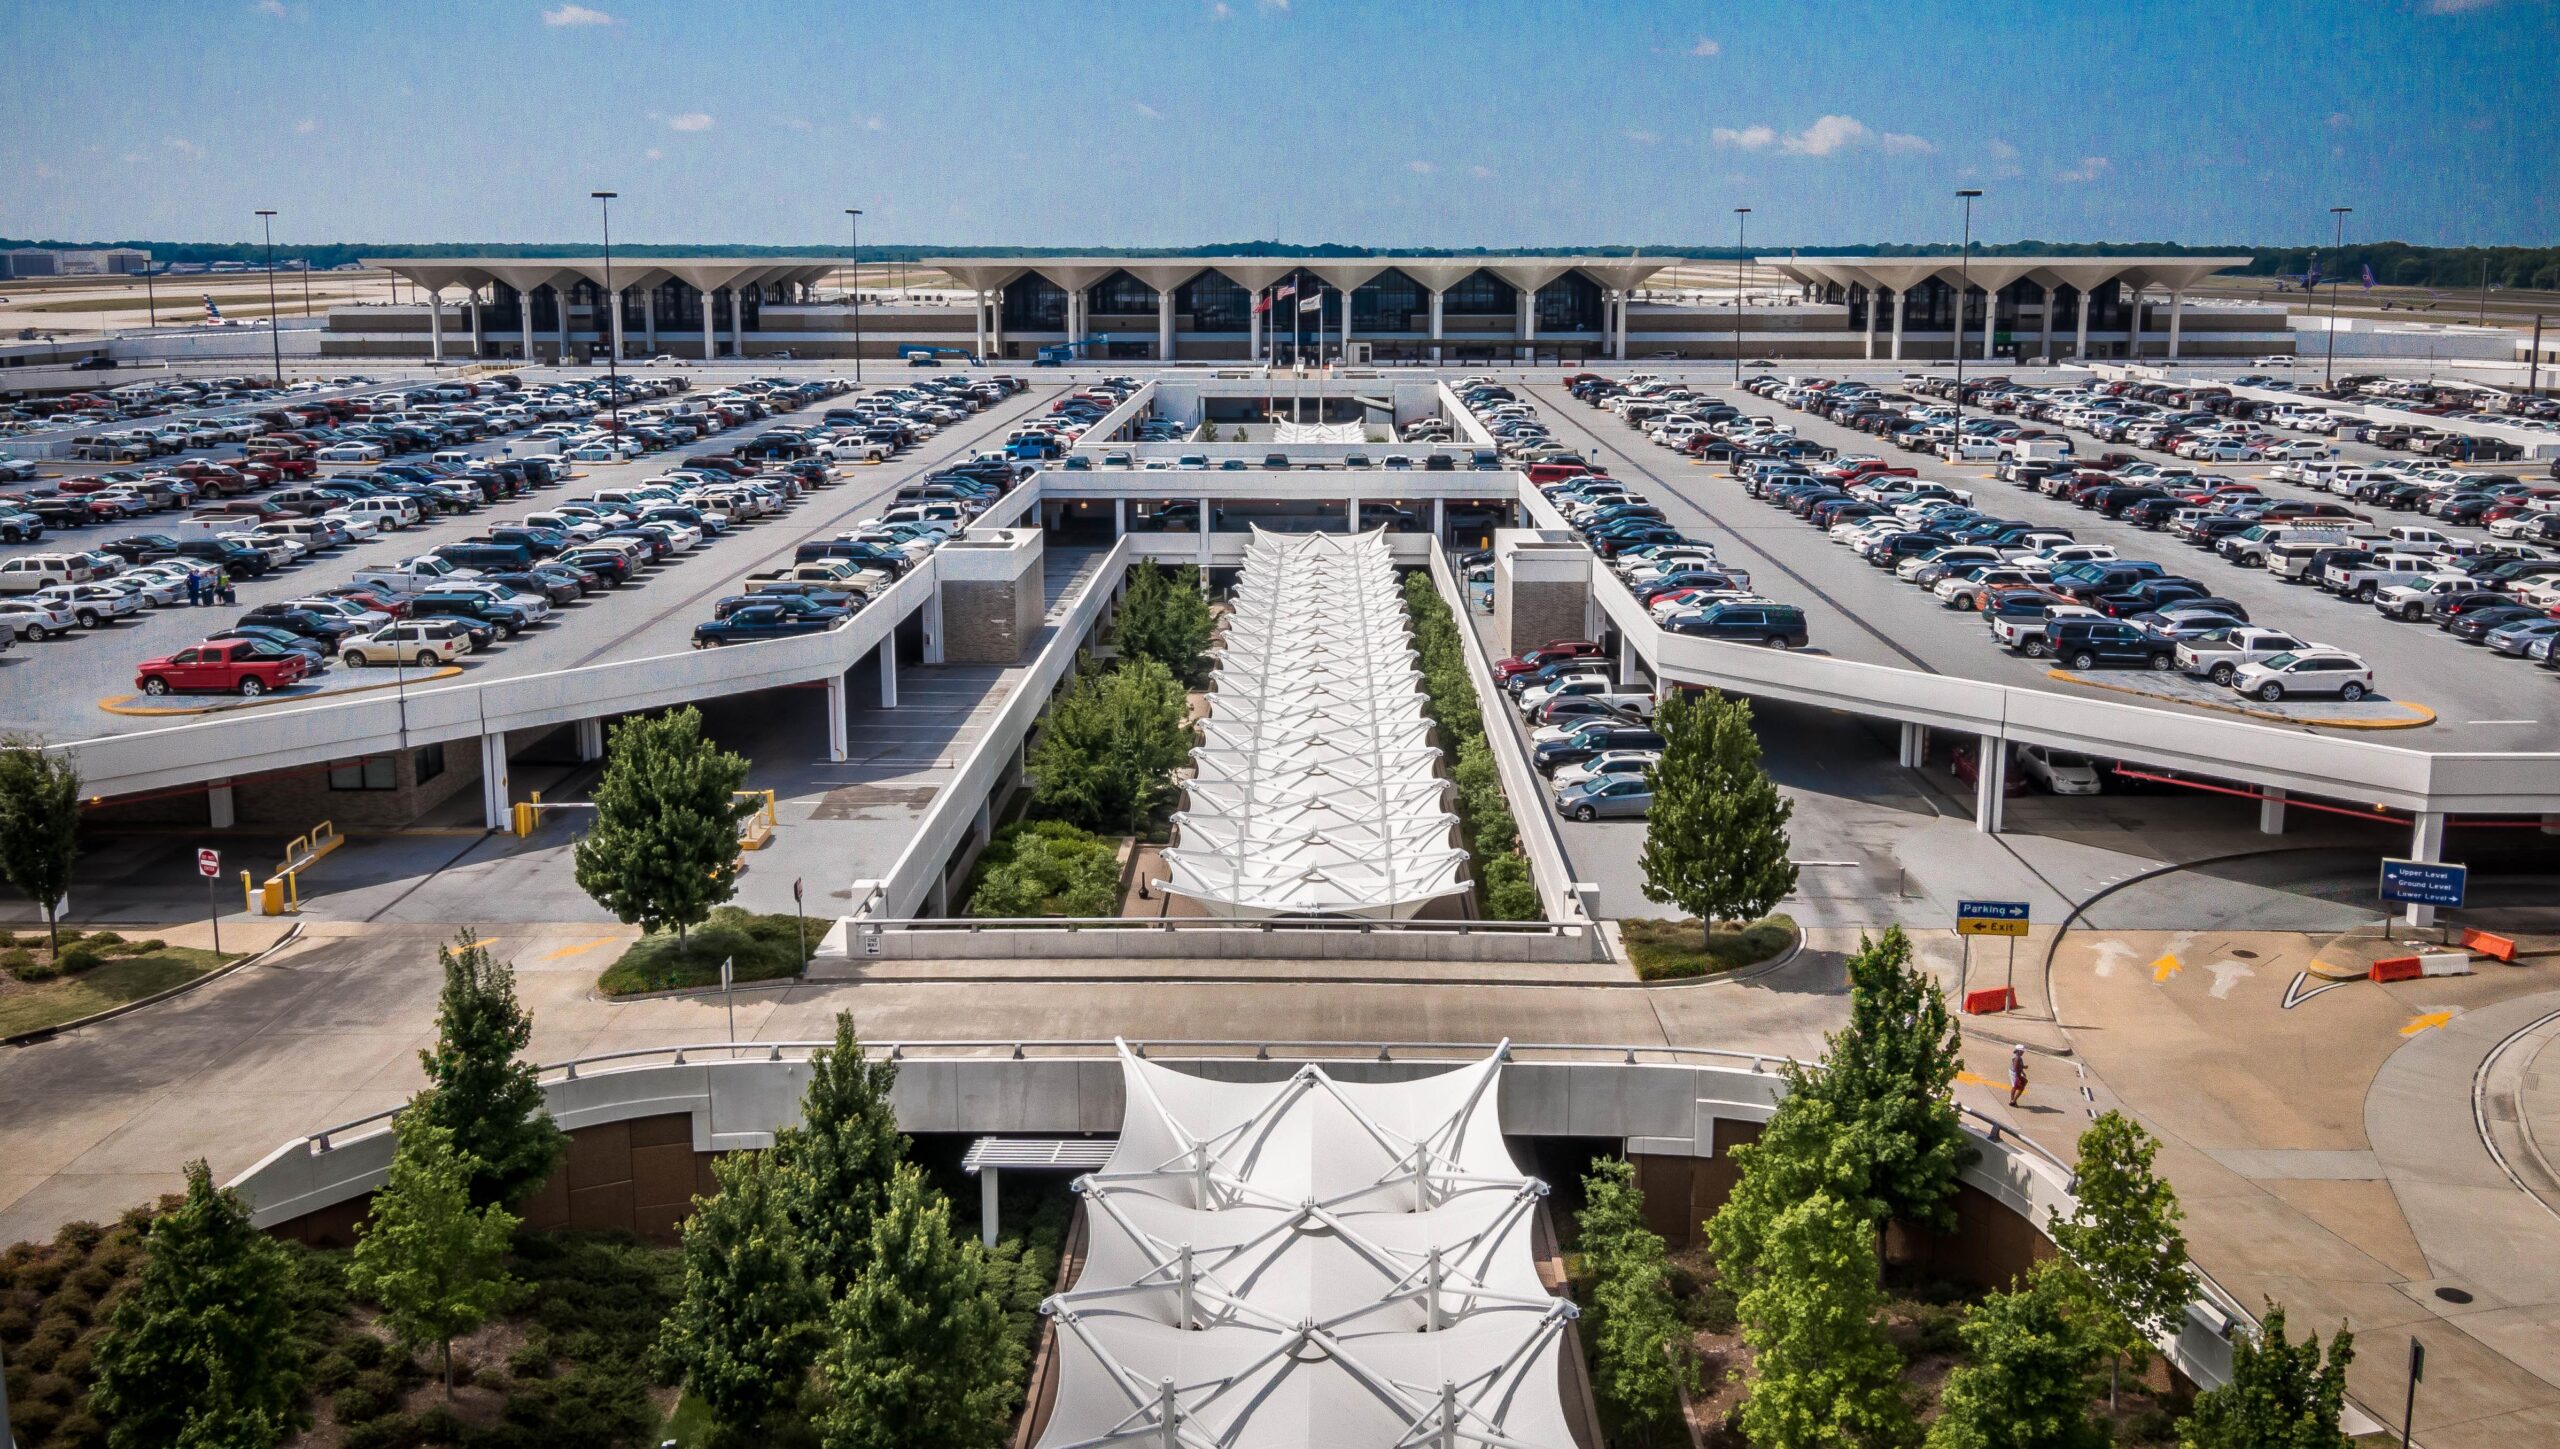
(327, 756, 398, 791)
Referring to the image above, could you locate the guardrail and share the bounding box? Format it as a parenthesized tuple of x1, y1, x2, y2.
(1425, 547, 1593, 923)
(853, 535, 1133, 919)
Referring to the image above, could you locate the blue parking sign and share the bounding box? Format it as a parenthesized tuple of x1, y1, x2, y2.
(2378, 859, 2466, 909)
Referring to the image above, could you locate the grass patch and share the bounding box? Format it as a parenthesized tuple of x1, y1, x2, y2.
(595, 907, 817, 997)
(1621, 914, 1798, 981)
(0, 941, 231, 1038)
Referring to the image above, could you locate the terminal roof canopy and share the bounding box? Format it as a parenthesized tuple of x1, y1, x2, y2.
(362, 257, 841, 297)
(1759, 255, 2252, 296)
(925, 255, 1678, 297)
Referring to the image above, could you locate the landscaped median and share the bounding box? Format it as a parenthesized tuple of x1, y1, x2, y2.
(1619, 914, 1800, 982)
(595, 907, 818, 997)
(0, 930, 239, 1039)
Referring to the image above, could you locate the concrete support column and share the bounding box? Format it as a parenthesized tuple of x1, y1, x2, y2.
(427, 290, 444, 364)
(922, 587, 945, 665)
(1340, 289, 1354, 355)
(1197, 495, 1212, 574)
(1517, 289, 1536, 363)
(207, 777, 236, 830)
(469, 289, 485, 358)
(1862, 288, 1877, 360)
(1890, 288, 1907, 362)
(573, 717, 605, 762)
(1156, 289, 1174, 362)
(2405, 811, 2447, 929)
(1897, 721, 1928, 769)
(558, 287, 573, 362)
(1429, 288, 1446, 365)
(608, 287, 627, 360)
(1346, 493, 1361, 534)
(2258, 785, 2287, 835)
(1617, 646, 1642, 687)
(702, 288, 717, 361)
(2124, 286, 2145, 359)
(991, 294, 1005, 361)
(1431, 496, 1445, 539)
(979, 1166, 1000, 1249)
(2039, 286, 2057, 363)
(973, 292, 988, 359)
(877, 638, 898, 708)
(479, 732, 511, 832)
(1983, 287, 1998, 362)
(1113, 497, 1126, 537)
(1614, 292, 1630, 360)
(2075, 288, 2092, 360)
(825, 673, 849, 762)
(1249, 292, 1262, 363)
(2168, 289, 2185, 360)
(520, 288, 537, 362)
(729, 286, 747, 359)
(1972, 734, 2006, 833)
(642, 287, 656, 353)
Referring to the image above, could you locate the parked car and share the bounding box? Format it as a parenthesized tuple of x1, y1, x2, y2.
(133, 639, 311, 697)
(2228, 650, 2376, 703)
(1554, 774, 1655, 821)
(340, 621, 469, 668)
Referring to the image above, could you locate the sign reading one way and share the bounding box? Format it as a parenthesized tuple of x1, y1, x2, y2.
(1956, 900, 2031, 937)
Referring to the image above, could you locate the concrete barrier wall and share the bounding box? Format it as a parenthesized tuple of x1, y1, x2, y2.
(819, 921, 1600, 965)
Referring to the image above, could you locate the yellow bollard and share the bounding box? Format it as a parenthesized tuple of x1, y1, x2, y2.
(240, 869, 257, 915)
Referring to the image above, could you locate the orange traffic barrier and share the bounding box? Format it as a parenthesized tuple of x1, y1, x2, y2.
(2370, 956, 2424, 983)
(2460, 928, 2518, 963)
(1962, 986, 2018, 1014)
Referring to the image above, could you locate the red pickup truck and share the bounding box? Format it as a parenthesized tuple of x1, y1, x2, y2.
(135, 640, 310, 697)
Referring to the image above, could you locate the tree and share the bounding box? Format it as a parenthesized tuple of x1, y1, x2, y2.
(414, 928, 565, 1209)
(1638, 691, 1797, 944)
(2181, 1305, 2355, 1449)
(2048, 1112, 2196, 1407)
(0, 738, 81, 952)
(659, 1148, 825, 1448)
(1708, 928, 1972, 1282)
(1735, 1190, 1911, 1449)
(349, 1106, 521, 1398)
(816, 1162, 1014, 1449)
(1114, 562, 1215, 685)
(573, 705, 754, 938)
(1577, 1159, 1695, 1446)
(90, 1160, 307, 1449)
(773, 1011, 909, 1298)
(1926, 1270, 2107, 1449)
(1025, 655, 1190, 834)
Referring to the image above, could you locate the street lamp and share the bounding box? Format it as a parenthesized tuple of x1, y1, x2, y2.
(2325, 205, 2353, 389)
(1954, 189, 1982, 430)
(1732, 207, 1751, 384)
(593, 191, 620, 434)
(846, 208, 864, 384)
(255, 210, 282, 386)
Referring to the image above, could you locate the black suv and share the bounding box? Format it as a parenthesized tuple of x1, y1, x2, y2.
(2042, 618, 2175, 671)
(1663, 601, 1810, 649)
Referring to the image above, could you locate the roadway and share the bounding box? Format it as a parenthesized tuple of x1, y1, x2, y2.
(1515, 378, 2560, 752)
(0, 369, 1064, 745)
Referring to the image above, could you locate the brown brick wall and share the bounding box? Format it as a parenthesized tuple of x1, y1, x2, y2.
(84, 741, 484, 831)
(1499, 578, 1589, 661)
(943, 577, 1035, 664)
(266, 1110, 715, 1248)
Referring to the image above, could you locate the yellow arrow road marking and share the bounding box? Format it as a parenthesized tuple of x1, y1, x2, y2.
(2400, 1011, 2455, 1037)
(1956, 1071, 2003, 1090)
(2152, 955, 2183, 981)
(534, 934, 621, 962)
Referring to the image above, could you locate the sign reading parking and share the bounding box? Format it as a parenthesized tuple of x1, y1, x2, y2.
(1956, 900, 2031, 937)
(197, 848, 221, 878)
(2379, 859, 2467, 909)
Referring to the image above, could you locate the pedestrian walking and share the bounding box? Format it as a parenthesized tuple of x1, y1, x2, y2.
(184, 570, 203, 607)
(216, 568, 236, 606)
(2007, 1043, 2029, 1108)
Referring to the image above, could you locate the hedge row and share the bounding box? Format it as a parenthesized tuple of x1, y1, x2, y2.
(1401, 572, 1542, 921)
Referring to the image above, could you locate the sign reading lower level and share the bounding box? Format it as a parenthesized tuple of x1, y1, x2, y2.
(2379, 859, 2467, 909)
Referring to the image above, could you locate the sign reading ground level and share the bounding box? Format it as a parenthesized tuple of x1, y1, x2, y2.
(2379, 859, 2467, 909)
(1956, 900, 2031, 937)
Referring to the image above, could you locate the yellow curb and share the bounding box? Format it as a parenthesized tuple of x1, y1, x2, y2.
(99, 665, 466, 717)
(2043, 669, 2437, 731)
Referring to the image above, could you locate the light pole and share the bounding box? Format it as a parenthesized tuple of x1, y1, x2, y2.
(592, 191, 620, 434)
(255, 210, 282, 386)
(846, 208, 864, 384)
(1954, 189, 1981, 431)
(142, 253, 157, 331)
(1732, 207, 1751, 384)
(2325, 205, 2353, 389)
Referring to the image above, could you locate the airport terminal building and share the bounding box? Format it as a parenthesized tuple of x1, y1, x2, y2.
(333, 253, 2289, 366)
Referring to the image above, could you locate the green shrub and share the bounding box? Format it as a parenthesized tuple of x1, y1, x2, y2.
(509, 1341, 556, 1379)
(24, 1311, 77, 1365)
(133, 938, 168, 954)
(336, 1367, 404, 1422)
(7, 1400, 60, 1446)
(1480, 853, 1541, 921)
(596, 907, 816, 995)
(83, 932, 124, 948)
(54, 942, 105, 975)
(6, 948, 54, 981)
(342, 1412, 425, 1449)
(0, 1305, 31, 1343)
(966, 820, 1122, 917)
(488, 1365, 655, 1449)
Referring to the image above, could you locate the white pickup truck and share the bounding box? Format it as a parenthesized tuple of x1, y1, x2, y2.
(349, 554, 482, 598)
(2174, 626, 2315, 685)
(2321, 551, 2446, 600)
(2371, 572, 2481, 621)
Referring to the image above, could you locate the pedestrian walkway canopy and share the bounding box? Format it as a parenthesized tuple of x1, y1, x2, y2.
(1161, 528, 1470, 920)
(1033, 1042, 1575, 1449)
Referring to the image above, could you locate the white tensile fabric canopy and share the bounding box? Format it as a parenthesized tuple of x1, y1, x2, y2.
(1161, 528, 1470, 919)
(1033, 1044, 1576, 1449)
(1272, 419, 1366, 444)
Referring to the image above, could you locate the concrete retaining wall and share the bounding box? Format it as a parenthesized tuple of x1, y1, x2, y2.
(814, 921, 1601, 966)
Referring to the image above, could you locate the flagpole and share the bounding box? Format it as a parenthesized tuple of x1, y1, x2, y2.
(1293, 280, 1302, 423)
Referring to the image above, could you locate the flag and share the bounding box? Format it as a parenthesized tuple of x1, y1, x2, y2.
(1273, 281, 1297, 301)
(1252, 291, 1272, 315)
(1299, 293, 1323, 313)
(2360, 264, 2376, 290)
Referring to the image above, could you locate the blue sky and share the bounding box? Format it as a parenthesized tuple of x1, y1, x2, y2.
(2, 0, 2553, 249)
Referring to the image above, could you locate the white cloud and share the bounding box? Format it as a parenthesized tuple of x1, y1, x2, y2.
(644, 147, 664, 162)
(1132, 101, 1164, 120)
(1258, 0, 1287, 9)
(543, 4, 613, 25)
(164, 136, 205, 158)
(1623, 128, 1662, 145)
(1687, 36, 1720, 57)
(250, 0, 296, 17)
(1878, 130, 1934, 155)
(861, 114, 888, 132)
(1987, 139, 2018, 159)
(1407, 160, 1435, 174)
(780, 116, 814, 132)
(665, 112, 714, 132)
(2055, 155, 2112, 183)
(2326, 111, 2351, 128)
(2424, 0, 2500, 12)
(1782, 114, 1869, 156)
(293, 117, 318, 134)
(1470, 164, 1495, 178)
(1210, 1, 1232, 16)
(120, 152, 147, 165)
(1711, 124, 1775, 150)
